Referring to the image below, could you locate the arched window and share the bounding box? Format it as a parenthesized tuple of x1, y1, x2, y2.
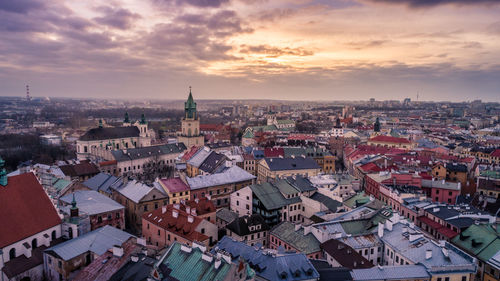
(9, 248, 16, 260)
(52, 230, 56, 240)
(188, 128, 192, 136)
(32, 238, 38, 249)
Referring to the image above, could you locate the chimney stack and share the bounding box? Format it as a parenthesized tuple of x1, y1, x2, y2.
(425, 249, 432, 260)
(378, 222, 384, 238)
(162, 206, 167, 214)
(188, 215, 194, 223)
(113, 245, 124, 257)
(172, 209, 179, 218)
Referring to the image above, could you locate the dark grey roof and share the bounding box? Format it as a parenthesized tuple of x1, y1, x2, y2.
(79, 126, 139, 141)
(109, 254, 156, 281)
(310, 192, 342, 212)
(82, 173, 121, 194)
(199, 151, 226, 174)
(264, 157, 320, 171)
(111, 143, 186, 162)
(226, 214, 270, 236)
(286, 175, 317, 192)
(446, 163, 467, 173)
(309, 260, 353, 281)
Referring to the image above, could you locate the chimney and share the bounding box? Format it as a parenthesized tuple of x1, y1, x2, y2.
(186, 206, 191, 214)
(113, 245, 124, 257)
(378, 222, 384, 238)
(425, 249, 432, 260)
(174, 203, 180, 210)
(195, 198, 199, 203)
(191, 208, 197, 216)
(131, 255, 139, 262)
(214, 258, 222, 269)
(137, 237, 146, 246)
(162, 206, 167, 214)
(172, 209, 179, 218)
(188, 215, 194, 223)
(385, 220, 393, 231)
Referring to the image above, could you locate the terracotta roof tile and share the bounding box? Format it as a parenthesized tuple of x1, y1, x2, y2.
(0, 173, 61, 248)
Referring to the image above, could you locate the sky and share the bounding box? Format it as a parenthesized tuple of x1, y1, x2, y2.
(0, 0, 500, 101)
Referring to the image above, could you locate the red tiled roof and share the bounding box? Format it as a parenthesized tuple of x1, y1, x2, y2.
(417, 216, 442, 229)
(491, 149, 500, 158)
(60, 162, 99, 177)
(160, 178, 190, 193)
(0, 173, 62, 248)
(369, 135, 411, 144)
(143, 205, 209, 242)
(99, 160, 117, 166)
(436, 226, 458, 239)
(264, 147, 284, 158)
(181, 146, 201, 161)
(184, 198, 216, 216)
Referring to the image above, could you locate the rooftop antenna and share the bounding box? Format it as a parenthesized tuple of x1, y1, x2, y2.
(26, 84, 31, 101)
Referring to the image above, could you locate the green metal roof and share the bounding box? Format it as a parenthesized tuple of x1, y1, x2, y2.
(480, 170, 500, 179)
(250, 182, 288, 210)
(343, 192, 370, 209)
(242, 129, 254, 139)
(159, 243, 232, 281)
(273, 179, 299, 196)
(52, 177, 72, 191)
(270, 221, 320, 254)
(451, 224, 500, 262)
(340, 209, 392, 235)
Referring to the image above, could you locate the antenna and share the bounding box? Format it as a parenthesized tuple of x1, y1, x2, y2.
(26, 84, 31, 101)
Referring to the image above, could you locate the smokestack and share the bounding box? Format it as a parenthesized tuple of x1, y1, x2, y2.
(113, 245, 124, 257)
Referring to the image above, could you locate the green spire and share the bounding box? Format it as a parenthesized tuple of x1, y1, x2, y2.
(124, 112, 130, 123)
(0, 156, 7, 187)
(140, 113, 147, 124)
(71, 193, 77, 209)
(184, 86, 197, 119)
(98, 119, 103, 128)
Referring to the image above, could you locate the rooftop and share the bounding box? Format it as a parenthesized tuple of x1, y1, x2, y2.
(45, 225, 134, 261)
(187, 166, 255, 190)
(271, 221, 321, 255)
(264, 157, 320, 171)
(59, 190, 124, 216)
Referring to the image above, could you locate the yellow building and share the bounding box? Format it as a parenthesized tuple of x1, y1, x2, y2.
(257, 157, 320, 183)
(158, 178, 191, 204)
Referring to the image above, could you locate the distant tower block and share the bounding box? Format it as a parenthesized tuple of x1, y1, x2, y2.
(26, 84, 31, 101)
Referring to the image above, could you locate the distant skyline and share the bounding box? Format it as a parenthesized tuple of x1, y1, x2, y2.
(0, 0, 499, 102)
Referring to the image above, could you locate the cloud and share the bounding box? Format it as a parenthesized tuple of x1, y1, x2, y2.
(345, 40, 390, 50)
(94, 6, 141, 30)
(151, 0, 230, 8)
(365, 0, 500, 8)
(0, 0, 44, 14)
(239, 44, 314, 57)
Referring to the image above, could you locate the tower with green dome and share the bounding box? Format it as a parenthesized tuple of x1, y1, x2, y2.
(178, 87, 204, 148)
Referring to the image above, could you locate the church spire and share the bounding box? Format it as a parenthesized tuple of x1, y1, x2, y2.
(140, 113, 147, 124)
(124, 112, 130, 123)
(374, 117, 381, 132)
(185, 86, 197, 120)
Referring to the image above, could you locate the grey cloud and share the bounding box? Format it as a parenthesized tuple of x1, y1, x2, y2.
(94, 6, 141, 30)
(151, 0, 230, 8)
(365, 0, 500, 8)
(0, 0, 44, 14)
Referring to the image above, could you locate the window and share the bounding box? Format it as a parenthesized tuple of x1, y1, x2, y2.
(108, 214, 112, 220)
(98, 216, 102, 223)
(437, 278, 442, 281)
(52, 230, 57, 240)
(371, 248, 374, 254)
(116, 213, 120, 219)
(58, 261, 62, 269)
(168, 234, 171, 241)
(157, 230, 160, 236)
(236, 201, 240, 206)
(445, 278, 449, 281)
(144, 205, 148, 211)
(9, 248, 16, 259)
(461, 276, 467, 281)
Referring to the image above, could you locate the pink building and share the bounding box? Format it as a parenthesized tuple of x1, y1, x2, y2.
(421, 179, 460, 204)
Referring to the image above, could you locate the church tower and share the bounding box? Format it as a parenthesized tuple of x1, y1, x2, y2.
(178, 87, 204, 148)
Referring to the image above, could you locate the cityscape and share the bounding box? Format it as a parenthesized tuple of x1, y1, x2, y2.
(1, 1, 500, 281)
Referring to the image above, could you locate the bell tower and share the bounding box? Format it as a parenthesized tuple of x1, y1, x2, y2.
(178, 87, 204, 148)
